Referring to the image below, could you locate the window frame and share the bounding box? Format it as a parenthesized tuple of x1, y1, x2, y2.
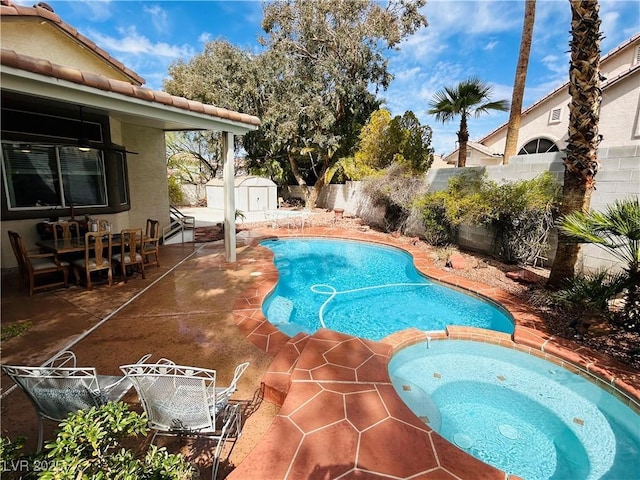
(518, 138, 560, 155)
(1, 97, 131, 221)
(1, 143, 111, 211)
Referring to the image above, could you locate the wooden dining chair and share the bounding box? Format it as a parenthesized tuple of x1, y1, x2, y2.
(112, 228, 145, 283)
(142, 219, 160, 268)
(50, 221, 80, 241)
(71, 231, 113, 290)
(8, 231, 69, 296)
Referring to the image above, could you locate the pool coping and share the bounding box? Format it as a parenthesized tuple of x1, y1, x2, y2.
(229, 227, 639, 479)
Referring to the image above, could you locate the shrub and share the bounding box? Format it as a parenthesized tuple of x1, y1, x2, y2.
(0, 402, 197, 480)
(363, 163, 428, 233)
(558, 196, 640, 332)
(415, 171, 559, 264)
(168, 174, 185, 206)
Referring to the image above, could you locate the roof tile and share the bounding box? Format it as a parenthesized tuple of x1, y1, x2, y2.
(153, 90, 174, 106)
(1, 49, 260, 127)
(171, 96, 190, 110)
(132, 85, 155, 102)
(187, 100, 205, 114)
(109, 77, 135, 96)
(56, 64, 84, 84)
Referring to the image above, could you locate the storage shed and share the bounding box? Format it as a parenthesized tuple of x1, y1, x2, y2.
(206, 176, 277, 212)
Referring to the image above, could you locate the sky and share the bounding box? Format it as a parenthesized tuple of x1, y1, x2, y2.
(28, 0, 640, 156)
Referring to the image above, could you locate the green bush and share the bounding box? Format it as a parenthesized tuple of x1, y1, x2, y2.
(168, 175, 185, 206)
(415, 171, 559, 264)
(1, 402, 197, 480)
(549, 269, 628, 315)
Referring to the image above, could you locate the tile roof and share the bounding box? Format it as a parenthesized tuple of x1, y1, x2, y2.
(1, 49, 261, 127)
(0, 0, 144, 86)
(0, 0, 260, 128)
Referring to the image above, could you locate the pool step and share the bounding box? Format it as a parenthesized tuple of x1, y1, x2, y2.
(262, 332, 311, 406)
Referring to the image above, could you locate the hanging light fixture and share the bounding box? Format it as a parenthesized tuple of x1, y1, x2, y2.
(77, 106, 91, 152)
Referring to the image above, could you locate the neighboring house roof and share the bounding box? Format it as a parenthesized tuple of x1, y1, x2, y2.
(1, 49, 261, 127)
(443, 141, 501, 163)
(0, 0, 144, 85)
(478, 33, 640, 144)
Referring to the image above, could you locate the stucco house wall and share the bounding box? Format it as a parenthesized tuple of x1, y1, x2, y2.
(481, 34, 640, 157)
(0, 2, 259, 269)
(1, 18, 138, 84)
(121, 124, 170, 230)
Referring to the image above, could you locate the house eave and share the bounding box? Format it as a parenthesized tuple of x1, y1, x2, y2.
(1, 66, 259, 135)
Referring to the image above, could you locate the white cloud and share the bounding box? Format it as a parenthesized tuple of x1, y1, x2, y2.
(484, 40, 499, 51)
(199, 32, 213, 44)
(88, 26, 195, 58)
(143, 5, 169, 33)
(63, 0, 114, 22)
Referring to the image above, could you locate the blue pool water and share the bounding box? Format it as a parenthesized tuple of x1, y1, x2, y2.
(261, 238, 514, 340)
(389, 340, 640, 480)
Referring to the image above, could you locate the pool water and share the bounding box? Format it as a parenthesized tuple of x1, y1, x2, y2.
(261, 238, 514, 340)
(389, 340, 640, 480)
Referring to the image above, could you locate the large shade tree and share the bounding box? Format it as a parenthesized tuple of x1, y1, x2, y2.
(428, 78, 509, 167)
(326, 109, 434, 182)
(164, 0, 428, 208)
(547, 0, 603, 287)
(259, 0, 428, 206)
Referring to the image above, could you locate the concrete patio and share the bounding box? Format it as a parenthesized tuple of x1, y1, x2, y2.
(2, 219, 639, 479)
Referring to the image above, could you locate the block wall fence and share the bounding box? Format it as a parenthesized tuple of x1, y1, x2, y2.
(288, 147, 640, 273)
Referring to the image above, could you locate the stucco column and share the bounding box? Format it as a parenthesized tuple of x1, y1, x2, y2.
(223, 131, 236, 262)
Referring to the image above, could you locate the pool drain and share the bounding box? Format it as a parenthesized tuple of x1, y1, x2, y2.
(498, 424, 518, 439)
(453, 433, 473, 449)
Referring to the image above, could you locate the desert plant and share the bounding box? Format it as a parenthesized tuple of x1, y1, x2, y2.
(550, 269, 628, 315)
(558, 196, 640, 331)
(38, 401, 196, 480)
(413, 191, 456, 245)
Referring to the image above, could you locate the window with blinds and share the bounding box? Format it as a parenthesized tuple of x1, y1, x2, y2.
(2, 143, 108, 210)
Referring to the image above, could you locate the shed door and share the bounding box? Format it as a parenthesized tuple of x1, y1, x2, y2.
(248, 187, 269, 211)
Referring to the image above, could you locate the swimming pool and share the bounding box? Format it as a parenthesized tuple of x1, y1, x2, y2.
(389, 340, 640, 480)
(261, 238, 514, 340)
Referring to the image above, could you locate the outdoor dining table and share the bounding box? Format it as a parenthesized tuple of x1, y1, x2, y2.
(36, 234, 121, 256)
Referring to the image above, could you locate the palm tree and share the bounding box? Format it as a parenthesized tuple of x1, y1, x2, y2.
(428, 78, 509, 167)
(558, 197, 640, 331)
(503, 0, 536, 164)
(548, 0, 602, 287)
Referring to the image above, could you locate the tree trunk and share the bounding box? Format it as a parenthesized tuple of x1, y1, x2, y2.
(457, 115, 469, 167)
(547, 0, 602, 289)
(503, 0, 536, 164)
(308, 155, 330, 208)
(288, 150, 310, 204)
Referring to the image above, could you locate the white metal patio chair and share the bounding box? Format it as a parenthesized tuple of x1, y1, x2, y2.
(2, 350, 142, 451)
(119, 361, 249, 479)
